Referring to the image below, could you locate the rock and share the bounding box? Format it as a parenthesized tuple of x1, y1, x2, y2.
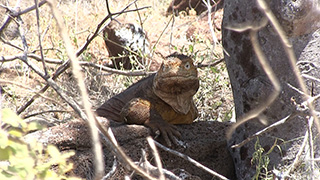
(222, 0, 320, 179)
(103, 20, 150, 70)
(25, 119, 235, 179)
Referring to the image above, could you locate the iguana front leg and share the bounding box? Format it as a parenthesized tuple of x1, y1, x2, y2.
(120, 98, 181, 146)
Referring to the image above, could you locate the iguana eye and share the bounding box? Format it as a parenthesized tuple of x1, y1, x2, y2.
(184, 62, 190, 70)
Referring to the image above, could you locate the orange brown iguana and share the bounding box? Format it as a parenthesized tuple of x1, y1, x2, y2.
(96, 53, 199, 146)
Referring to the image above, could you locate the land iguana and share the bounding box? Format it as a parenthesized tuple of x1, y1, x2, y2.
(96, 53, 199, 146)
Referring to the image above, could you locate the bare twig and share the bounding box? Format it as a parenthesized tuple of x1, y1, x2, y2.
(0, 54, 156, 76)
(16, 60, 70, 115)
(307, 116, 315, 179)
(19, 0, 47, 15)
(136, 149, 181, 180)
(79, 61, 155, 76)
(34, 0, 48, 77)
(105, 0, 112, 19)
(0, 36, 23, 50)
(102, 156, 118, 180)
(231, 113, 296, 148)
(95, 121, 158, 180)
(197, 58, 224, 68)
(153, 140, 229, 180)
(147, 137, 165, 180)
(169, 15, 175, 54)
(151, 15, 174, 57)
(287, 127, 309, 174)
(47, 1, 104, 179)
(23, 110, 70, 119)
(0, 0, 47, 36)
(201, 0, 218, 48)
(0, 79, 63, 107)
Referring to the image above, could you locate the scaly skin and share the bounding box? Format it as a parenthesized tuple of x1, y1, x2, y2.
(96, 53, 199, 146)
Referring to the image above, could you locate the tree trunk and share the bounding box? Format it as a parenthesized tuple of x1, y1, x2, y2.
(222, 0, 320, 179)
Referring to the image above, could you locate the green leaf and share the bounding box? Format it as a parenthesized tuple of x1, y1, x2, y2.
(27, 122, 42, 132)
(1, 108, 23, 128)
(0, 130, 8, 149)
(47, 145, 61, 159)
(0, 146, 12, 160)
(8, 129, 23, 138)
(0, 170, 15, 179)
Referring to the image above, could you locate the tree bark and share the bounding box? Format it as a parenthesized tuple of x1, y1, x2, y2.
(222, 0, 320, 179)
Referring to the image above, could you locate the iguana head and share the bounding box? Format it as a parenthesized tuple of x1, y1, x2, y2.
(153, 53, 199, 114)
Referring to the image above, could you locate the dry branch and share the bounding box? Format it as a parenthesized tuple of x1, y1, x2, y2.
(47, 0, 104, 179)
(196, 58, 224, 68)
(231, 113, 296, 148)
(22, 110, 70, 119)
(102, 156, 118, 180)
(34, 0, 48, 77)
(147, 137, 165, 180)
(153, 140, 229, 180)
(0, 79, 63, 107)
